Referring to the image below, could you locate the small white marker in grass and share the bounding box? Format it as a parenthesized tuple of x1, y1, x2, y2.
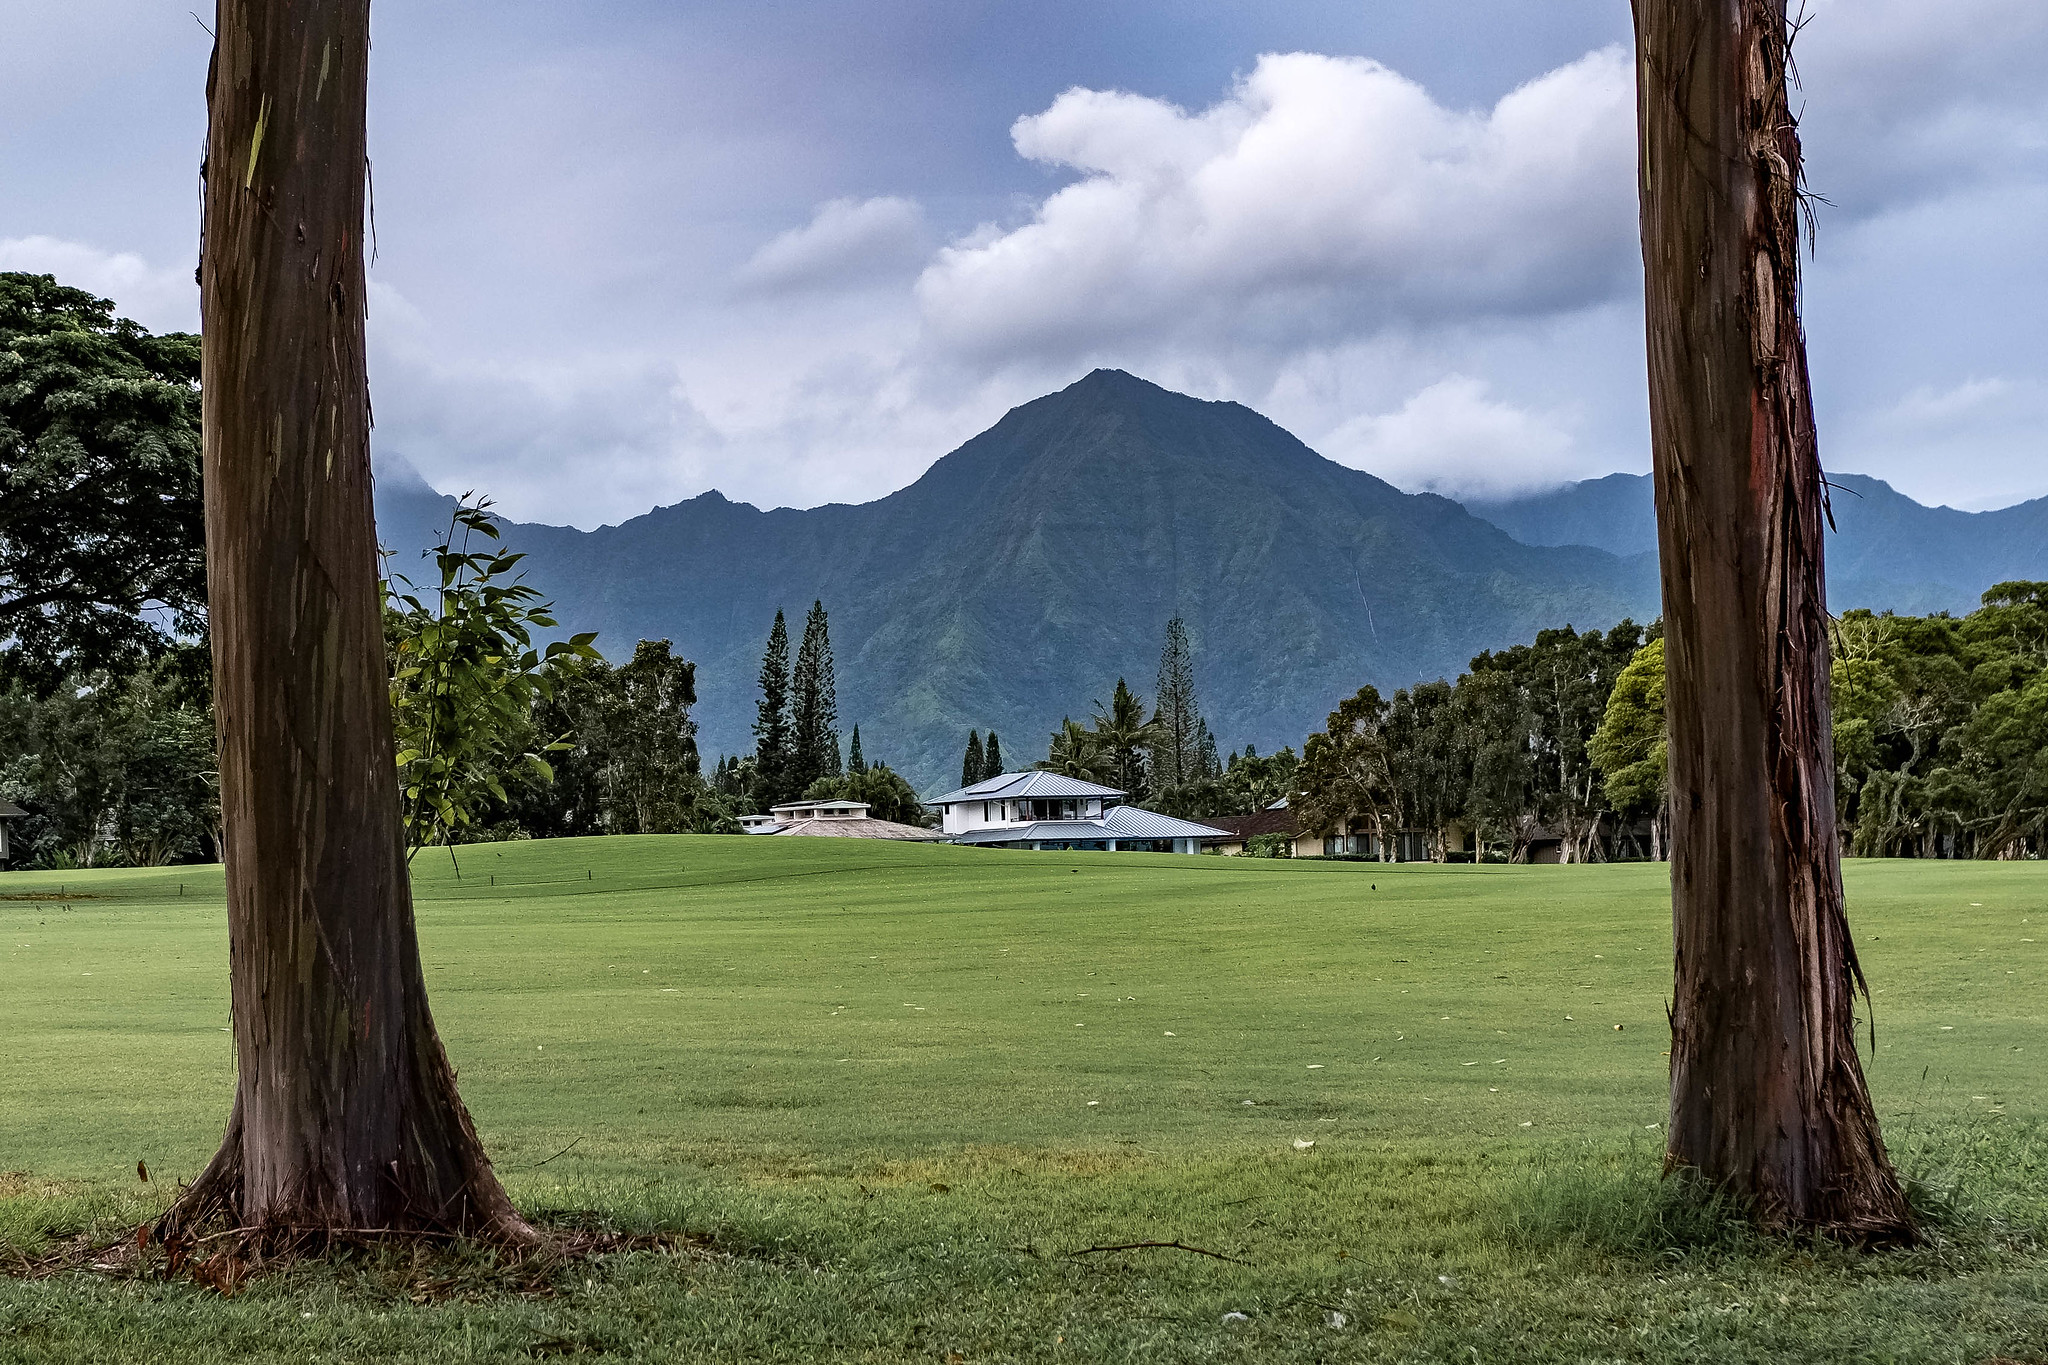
(1293, 1139, 1315, 1150)
(1164, 1031, 1175, 1037)
(1520, 1121, 1533, 1128)
(1086, 1100, 1100, 1107)
(1307, 1064, 1324, 1069)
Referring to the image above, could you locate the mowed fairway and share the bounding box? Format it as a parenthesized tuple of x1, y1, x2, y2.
(3, 837, 2046, 1363)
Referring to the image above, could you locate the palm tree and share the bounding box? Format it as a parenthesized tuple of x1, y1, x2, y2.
(1039, 717, 1109, 782)
(1090, 678, 1160, 798)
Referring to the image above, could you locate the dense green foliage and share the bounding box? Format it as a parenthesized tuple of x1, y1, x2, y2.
(959, 729, 984, 787)
(509, 640, 735, 838)
(0, 274, 206, 695)
(1589, 637, 1669, 846)
(4, 843, 2044, 1360)
(1834, 582, 2048, 858)
(0, 656, 215, 868)
(1298, 623, 1651, 861)
(387, 500, 601, 855)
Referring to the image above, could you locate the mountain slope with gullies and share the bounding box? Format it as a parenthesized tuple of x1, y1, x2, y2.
(376, 369, 1665, 791)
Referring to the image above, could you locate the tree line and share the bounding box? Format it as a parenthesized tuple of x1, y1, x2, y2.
(1297, 621, 1655, 862)
(1286, 580, 2048, 864)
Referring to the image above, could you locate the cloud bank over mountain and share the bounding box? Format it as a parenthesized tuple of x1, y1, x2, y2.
(6, 0, 2041, 525)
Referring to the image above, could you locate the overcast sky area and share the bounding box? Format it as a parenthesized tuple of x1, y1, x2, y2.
(4, 0, 2044, 527)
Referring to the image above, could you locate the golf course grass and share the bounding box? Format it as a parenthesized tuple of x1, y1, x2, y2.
(2, 835, 2044, 1362)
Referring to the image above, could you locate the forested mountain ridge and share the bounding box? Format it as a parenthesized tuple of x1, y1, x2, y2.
(1464, 471, 2048, 616)
(374, 370, 1659, 790)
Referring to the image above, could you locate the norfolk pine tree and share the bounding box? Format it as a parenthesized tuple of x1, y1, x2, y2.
(1150, 617, 1206, 790)
(1634, 0, 1912, 1237)
(789, 600, 840, 793)
(753, 610, 792, 806)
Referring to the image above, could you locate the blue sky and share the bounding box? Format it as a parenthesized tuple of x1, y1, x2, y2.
(4, 0, 2043, 526)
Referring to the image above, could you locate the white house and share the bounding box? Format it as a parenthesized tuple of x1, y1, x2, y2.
(925, 771, 1226, 853)
(739, 798, 938, 841)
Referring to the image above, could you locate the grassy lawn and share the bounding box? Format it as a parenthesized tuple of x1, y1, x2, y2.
(2, 836, 2044, 1362)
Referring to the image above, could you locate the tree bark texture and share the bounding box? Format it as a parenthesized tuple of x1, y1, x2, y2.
(1633, 0, 1914, 1239)
(164, 0, 531, 1244)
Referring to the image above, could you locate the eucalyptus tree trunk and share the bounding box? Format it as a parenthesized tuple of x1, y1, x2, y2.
(1633, 0, 1914, 1239)
(161, 0, 532, 1245)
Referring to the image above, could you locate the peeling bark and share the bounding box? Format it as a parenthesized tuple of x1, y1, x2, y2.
(1632, 0, 1915, 1240)
(161, 0, 532, 1247)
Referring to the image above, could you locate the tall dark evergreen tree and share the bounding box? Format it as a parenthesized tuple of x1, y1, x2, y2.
(1195, 719, 1222, 782)
(982, 731, 1004, 780)
(1150, 617, 1207, 790)
(752, 611, 792, 807)
(789, 599, 841, 794)
(961, 730, 984, 788)
(847, 724, 866, 774)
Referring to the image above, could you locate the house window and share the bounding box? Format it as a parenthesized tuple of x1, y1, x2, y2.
(1023, 798, 1079, 821)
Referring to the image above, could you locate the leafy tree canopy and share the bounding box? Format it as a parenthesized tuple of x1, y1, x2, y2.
(1590, 637, 1668, 817)
(0, 273, 205, 693)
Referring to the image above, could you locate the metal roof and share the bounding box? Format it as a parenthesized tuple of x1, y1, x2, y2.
(948, 821, 1116, 845)
(925, 770, 1126, 806)
(1100, 805, 1230, 839)
(946, 805, 1228, 845)
(0, 800, 25, 818)
(771, 816, 945, 841)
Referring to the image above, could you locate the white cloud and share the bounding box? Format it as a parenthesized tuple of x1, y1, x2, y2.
(915, 47, 1637, 362)
(734, 196, 927, 293)
(1319, 376, 1583, 500)
(0, 235, 197, 334)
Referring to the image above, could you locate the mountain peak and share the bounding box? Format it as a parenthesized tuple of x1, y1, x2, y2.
(1053, 367, 1198, 409)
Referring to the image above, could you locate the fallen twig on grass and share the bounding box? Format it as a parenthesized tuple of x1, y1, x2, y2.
(523, 1137, 584, 1170)
(1065, 1239, 1248, 1265)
